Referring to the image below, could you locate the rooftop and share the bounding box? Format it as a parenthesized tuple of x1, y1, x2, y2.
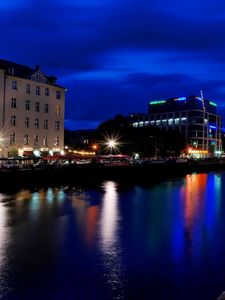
(0, 58, 59, 86)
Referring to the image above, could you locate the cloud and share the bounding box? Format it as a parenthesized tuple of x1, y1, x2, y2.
(1, 0, 225, 129)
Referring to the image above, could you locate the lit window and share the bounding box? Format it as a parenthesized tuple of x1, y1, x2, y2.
(181, 117, 187, 124)
(36, 86, 40, 95)
(24, 134, 29, 145)
(35, 118, 39, 129)
(12, 80, 17, 90)
(11, 98, 17, 108)
(44, 120, 48, 129)
(11, 115, 16, 126)
(25, 100, 30, 110)
(35, 102, 40, 112)
(56, 104, 60, 115)
(10, 133, 15, 145)
(26, 84, 31, 94)
(25, 117, 30, 128)
(175, 118, 180, 125)
(45, 88, 49, 96)
(54, 136, 59, 146)
(56, 91, 61, 99)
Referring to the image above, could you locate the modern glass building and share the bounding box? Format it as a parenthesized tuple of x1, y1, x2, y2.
(130, 95, 222, 157)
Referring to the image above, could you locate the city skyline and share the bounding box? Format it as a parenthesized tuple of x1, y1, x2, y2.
(1, 0, 225, 130)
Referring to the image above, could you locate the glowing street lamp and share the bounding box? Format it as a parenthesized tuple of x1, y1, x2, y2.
(92, 144, 97, 150)
(101, 132, 122, 154)
(107, 140, 117, 154)
(105, 138, 120, 154)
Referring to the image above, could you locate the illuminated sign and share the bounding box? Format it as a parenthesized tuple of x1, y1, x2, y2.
(149, 100, 166, 105)
(174, 97, 186, 101)
(188, 149, 208, 154)
(209, 101, 217, 107)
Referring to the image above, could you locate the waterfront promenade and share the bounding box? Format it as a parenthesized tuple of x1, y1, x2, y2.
(1, 158, 225, 191)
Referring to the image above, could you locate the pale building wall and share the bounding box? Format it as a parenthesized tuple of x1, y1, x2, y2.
(0, 67, 65, 157)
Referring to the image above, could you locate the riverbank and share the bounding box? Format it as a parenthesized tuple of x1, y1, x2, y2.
(1, 159, 225, 191)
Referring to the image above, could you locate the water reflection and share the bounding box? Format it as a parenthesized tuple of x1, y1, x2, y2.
(0, 174, 224, 299)
(182, 173, 207, 231)
(85, 205, 98, 246)
(0, 194, 10, 297)
(99, 181, 125, 299)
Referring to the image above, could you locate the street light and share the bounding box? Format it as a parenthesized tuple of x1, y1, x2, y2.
(106, 139, 118, 154)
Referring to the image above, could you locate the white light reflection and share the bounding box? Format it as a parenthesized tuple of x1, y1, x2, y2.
(0, 194, 10, 296)
(99, 181, 126, 299)
(101, 181, 119, 248)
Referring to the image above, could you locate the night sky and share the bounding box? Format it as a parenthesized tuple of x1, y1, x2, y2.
(1, 0, 225, 129)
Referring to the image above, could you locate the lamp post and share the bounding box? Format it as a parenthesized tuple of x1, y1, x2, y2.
(107, 140, 116, 155)
(103, 133, 121, 154)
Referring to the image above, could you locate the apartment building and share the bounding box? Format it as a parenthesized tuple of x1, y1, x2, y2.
(130, 95, 222, 157)
(0, 59, 65, 157)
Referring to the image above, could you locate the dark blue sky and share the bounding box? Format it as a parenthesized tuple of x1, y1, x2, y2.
(1, 0, 225, 129)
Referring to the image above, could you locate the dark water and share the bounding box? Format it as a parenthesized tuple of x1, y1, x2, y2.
(0, 172, 225, 299)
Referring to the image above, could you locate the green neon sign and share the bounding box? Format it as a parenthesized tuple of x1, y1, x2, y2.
(209, 101, 217, 107)
(149, 100, 166, 105)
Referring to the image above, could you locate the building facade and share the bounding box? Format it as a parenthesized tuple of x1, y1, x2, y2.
(0, 59, 65, 157)
(130, 95, 222, 157)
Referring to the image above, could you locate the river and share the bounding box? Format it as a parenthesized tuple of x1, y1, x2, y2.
(0, 172, 224, 299)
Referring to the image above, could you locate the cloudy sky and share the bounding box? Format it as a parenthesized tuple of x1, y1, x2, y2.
(1, 0, 225, 129)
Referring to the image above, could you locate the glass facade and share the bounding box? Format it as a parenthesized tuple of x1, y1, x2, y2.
(130, 95, 222, 156)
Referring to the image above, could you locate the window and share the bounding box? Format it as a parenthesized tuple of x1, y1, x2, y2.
(35, 102, 40, 112)
(56, 104, 60, 115)
(43, 136, 47, 146)
(175, 118, 180, 125)
(26, 84, 31, 94)
(54, 136, 59, 146)
(35, 118, 39, 129)
(11, 98, 17, 108)
(24, 134, 29, 145)
(168, 119, 173, 125)
(12, 80, 17, 90)
(25, 117, 30, 128)
(8, 67, 14, 75)
(10, 133, 15, 145)
(44, 120, 48, 129)
(36, 86, 40, 95)
(44, 103, 49, 113)
(25, 100, 30, 110)
(45, 88, 49, 96)
(36, 74, 41, 82)
(55, 121, 60, 131)
(56, 91, 61, 99)
(34, 134, 38, 146)
(11, 115, 16, 126)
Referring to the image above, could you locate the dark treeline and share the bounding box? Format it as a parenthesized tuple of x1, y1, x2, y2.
(96, 115, 187, 157)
